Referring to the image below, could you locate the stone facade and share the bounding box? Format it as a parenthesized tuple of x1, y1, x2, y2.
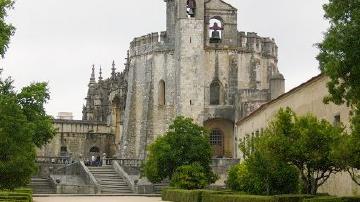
(235, 74, 359, 196)
(40, 0, 284, 163)
(38, 119, 115, 160)
(119, 0, 284, 159)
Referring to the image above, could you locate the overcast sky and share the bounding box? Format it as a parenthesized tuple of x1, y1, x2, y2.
(0, 0, 329, 119)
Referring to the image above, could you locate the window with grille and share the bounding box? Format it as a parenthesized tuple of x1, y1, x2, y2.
(210, 129, 223, 146)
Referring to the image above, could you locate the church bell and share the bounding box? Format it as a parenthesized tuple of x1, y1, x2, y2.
(187, 8, 195, 17)
(210, 30, 221, 43)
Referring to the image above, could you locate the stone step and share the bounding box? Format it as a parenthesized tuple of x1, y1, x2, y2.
(99, 182, 128, 185)
(88, 165, 133, 194)
(29, 178, 56, 194)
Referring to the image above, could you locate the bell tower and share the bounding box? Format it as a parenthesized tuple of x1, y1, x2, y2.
(170, 0, 206, 122)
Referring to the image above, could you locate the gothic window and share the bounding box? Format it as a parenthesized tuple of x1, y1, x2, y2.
(209, 17, 223, 43)
(159, 80, 166, 106)
(186, 0, 196, 17)
(210, 80, 220, 105)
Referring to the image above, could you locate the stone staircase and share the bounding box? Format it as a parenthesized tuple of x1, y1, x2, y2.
(88, 165, 133, 194)
(29, 177, 56, 194)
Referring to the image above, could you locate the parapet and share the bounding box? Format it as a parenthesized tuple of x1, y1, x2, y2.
(129, 31, 173, 57)
(236, 31, 278, 58)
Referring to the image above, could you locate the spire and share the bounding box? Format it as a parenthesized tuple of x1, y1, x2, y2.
(111, 60, 116, 77)
(89, 64, 96, 85)
(98, 66, 103, 82)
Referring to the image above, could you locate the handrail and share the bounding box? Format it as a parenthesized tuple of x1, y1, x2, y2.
(79, 161, 101, 194)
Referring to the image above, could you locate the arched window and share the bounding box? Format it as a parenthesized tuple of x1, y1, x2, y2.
(186, 0, 196, 17)
(159, 80, 166, 106)
(210, 80, 220, 105)
(209, 17, 223, 43)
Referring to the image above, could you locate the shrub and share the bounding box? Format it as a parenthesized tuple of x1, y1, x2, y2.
(170, 164, 210, 190)
(227, 152, 299, 195)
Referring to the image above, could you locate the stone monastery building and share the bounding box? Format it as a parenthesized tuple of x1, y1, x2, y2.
(38, 0, 360, 196)
(41, 0, 285, 160)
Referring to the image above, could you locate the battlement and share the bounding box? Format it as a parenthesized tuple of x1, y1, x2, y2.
(237, 32, 278, 57)
(239, 89, 269, 102)
(129, 31, 173, 57)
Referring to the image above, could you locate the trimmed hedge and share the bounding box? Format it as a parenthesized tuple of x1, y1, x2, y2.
(162, 189, 360, 202)
(162, 189, 202, 202)
(274, 195, 314, 202)
(0, 191, 32, 202)
(202, 193, 274, 202)
(303, 196, 360, 202)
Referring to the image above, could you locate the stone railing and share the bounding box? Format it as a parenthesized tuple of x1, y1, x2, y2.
(105, 158, 144, 168)
(36, 156, 72, 165)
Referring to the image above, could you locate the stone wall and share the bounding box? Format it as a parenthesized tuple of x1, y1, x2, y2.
(38, 120, 115, 160)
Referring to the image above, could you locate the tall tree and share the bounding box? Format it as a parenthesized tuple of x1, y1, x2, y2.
(317, 0, 360, 185)
(0, 0, 15, 58)
(0, 73, 55, 190)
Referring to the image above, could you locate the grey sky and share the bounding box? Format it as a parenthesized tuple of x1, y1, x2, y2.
(0, 0, 329, 119)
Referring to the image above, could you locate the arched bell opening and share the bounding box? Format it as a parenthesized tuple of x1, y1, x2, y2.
(186, 0, 196, 17)
(204, 119, 234, 158)
(209, 17, 224, 43)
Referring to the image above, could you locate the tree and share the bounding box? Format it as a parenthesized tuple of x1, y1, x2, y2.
(143, 116, 217, 186)
(265, 108, 344, 195)
(0, 73, 55, 190)
(228, 129, 299, 195)
(0, 0, 15, 58)
(317, 0, 360, 185)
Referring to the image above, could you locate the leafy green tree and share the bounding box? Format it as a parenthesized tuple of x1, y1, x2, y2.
(144, 116, 217, 186)
(0, 73, 55, 190)
(266, 108, 344, 195)
(228, 130, 299, 195)
(317, 0, 360, 185)
(0, 0, 15, 58)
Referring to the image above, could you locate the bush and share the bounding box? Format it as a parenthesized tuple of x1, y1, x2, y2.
(227, 152, 299, 195)
(170, 164, 210, 190)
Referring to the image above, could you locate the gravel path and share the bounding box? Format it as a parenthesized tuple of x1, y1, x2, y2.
(34, 196, 164, 202)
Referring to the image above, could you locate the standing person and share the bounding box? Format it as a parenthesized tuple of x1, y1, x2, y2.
(96, 156, 101, 167)
(91, 155, 95, 166)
